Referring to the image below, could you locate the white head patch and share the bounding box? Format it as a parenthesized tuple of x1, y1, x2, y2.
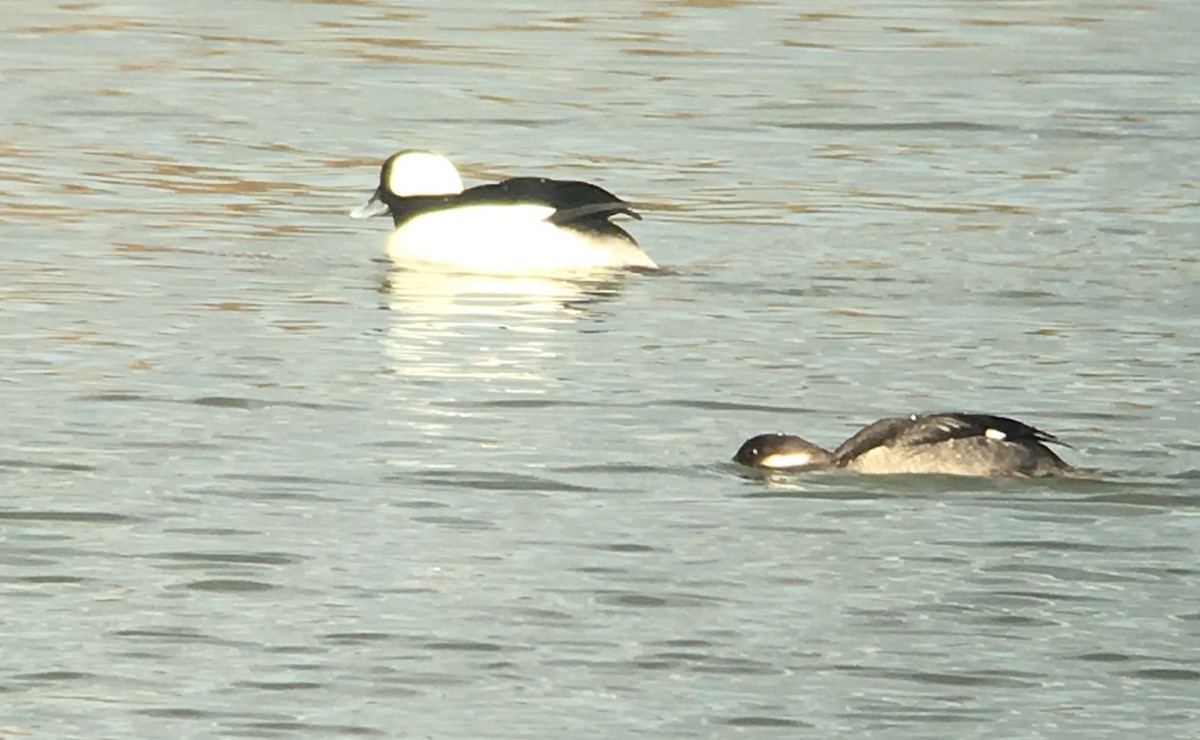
(759, 452, 813, 469)
(984, 428, 1007, 441)
(386, 151, 464, 197)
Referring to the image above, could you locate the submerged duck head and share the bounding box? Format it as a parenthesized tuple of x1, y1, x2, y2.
(733, 433, 835, 470)
(350, 150, 464, 220)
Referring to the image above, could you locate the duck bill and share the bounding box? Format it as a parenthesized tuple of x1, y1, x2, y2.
(349, 189, 390, 219)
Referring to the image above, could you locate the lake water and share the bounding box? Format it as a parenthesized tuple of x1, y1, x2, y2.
(2, 0, 1198, 737)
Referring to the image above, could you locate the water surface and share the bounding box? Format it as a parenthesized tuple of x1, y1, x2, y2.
(2, 0, 1198, 737)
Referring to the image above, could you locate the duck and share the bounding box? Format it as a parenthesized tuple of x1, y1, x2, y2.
(734, 412, 1074, 477)
(350, 150, 658, 274)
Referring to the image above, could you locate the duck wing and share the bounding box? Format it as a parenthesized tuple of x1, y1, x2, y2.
(831, 412, 1067, 465)
(457, 178, 641, 224)
(889, 413, 1068, 448)
(925, 413, 1069, 447)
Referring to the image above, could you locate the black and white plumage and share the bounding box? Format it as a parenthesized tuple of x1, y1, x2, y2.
(734, 412, 1073, 477)
(350, 150, 657, 273)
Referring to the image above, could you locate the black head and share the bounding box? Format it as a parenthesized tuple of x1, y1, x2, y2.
(733, 433, 834, 469)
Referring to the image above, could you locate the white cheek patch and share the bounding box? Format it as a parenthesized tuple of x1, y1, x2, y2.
(984, 428, 1007, 441)
(759, 452, 813, 469)
(387, 152, 464, 197)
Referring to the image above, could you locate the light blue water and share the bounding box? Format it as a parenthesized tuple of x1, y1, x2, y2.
(2, 0, 1198, 737)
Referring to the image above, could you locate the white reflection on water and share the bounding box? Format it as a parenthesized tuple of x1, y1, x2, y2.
(380, 267, 630, 387)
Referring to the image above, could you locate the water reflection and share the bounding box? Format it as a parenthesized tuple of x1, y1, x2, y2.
(379, 267, 630, 385)
(381, 267, 631, 321)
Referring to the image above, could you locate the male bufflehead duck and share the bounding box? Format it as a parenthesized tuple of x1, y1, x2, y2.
(350, 150, 658, 274)
(734, 413, 1073, 477)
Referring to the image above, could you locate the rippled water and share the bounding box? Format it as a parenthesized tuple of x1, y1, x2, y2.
(2, 0, 1198, 737)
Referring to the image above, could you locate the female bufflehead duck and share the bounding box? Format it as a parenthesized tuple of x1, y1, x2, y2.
(734, 413, 1073, 477)
(350, 150, 658, 274)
